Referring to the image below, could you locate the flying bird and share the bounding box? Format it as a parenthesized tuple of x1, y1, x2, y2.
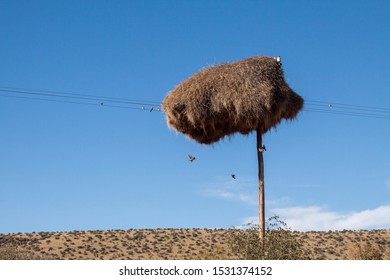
(231, 174, 236, 179)
(141, 106, 145, 110)
(188, 155, 196, 162)
(149, 107, 154, 112)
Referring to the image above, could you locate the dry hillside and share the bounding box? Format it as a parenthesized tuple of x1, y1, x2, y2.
(1, 229, 389, 260)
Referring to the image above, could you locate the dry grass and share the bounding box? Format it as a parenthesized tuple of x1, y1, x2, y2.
(0, 236, 54, 260)
(1, 229, 389, 260)
(346, 240, 387, 260)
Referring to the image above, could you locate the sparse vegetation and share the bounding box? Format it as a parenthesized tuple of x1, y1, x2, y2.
(228, 215, 309, 260)
(0, 226, 388, 260)
(0, 244, 54, 260)
(347, 241, 383, 260)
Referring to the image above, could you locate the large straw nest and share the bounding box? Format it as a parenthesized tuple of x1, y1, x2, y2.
(162, 56, 303, 144)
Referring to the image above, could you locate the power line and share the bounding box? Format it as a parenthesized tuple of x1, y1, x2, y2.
(303, 108, 390, 120)
(0, 86, 161, 111)
(305, 99, 390, 114)
(0, 86, 162, 106)
(1, 86, 390, 120)
(0, 93, 144, 110)
(0, 87, 162, 105)
(303, 99, 390, 120)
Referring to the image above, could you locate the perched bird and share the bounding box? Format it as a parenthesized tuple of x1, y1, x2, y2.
(149, 107, 154, 112)
(259, 145, 267, 153)
(231, 174, 236, 179)
(188, 155, 196, 162)
(276, 55, 282, 66)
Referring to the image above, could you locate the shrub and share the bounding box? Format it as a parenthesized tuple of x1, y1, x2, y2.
(197, 246, 232, 260)
(0, 244, 54, 260)
(347, 241, 383, 260)
(228, 215, 309, 260)
(383, 249, 390, 260)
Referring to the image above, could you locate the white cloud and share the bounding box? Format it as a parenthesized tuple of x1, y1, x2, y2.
(203, 176, 258, 205)
(207, 189, 257, 205)
(336, 206, 390, 230)
(241, 205, 390, 231)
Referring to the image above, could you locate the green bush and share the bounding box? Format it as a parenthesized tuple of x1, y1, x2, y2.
(228, 215, 309, 260)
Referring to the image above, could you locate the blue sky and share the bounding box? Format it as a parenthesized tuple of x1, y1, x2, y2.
(0, 0, 389, 234)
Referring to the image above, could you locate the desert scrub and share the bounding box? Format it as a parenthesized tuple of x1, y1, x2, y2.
(228, 215, 309, 260)
(196, 244, 234, 260)
(0, 244, 54, 260)
(347, 241, 383, 260)
(383, 249, 390, 260)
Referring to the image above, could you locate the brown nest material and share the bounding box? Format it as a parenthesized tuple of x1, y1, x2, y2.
(162, 56, 303, 144)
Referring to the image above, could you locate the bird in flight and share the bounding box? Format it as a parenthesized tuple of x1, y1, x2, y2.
(231, 174, 236, 179)
(149, 107, 154, 112)
(188, 155, 196, 162)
